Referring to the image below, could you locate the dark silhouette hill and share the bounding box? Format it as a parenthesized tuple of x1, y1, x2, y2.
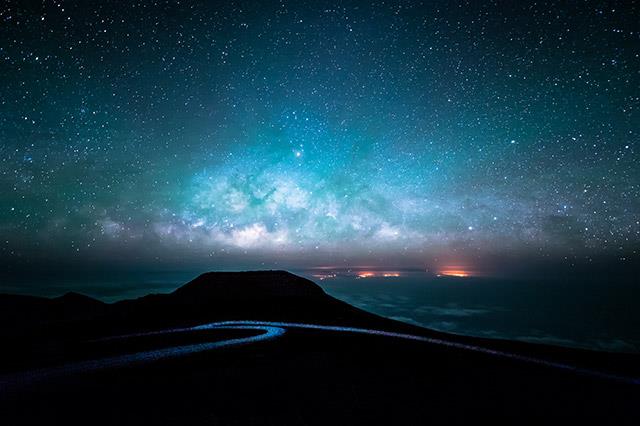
(0, 271, 358, 328)
(173, 270, 326, 299)
(0, 271, 639, 425)
(0, 271, 397, 370)
(0, 292, 106, 326)
(1, 270, 639, 375)
(111, 270, 393, 328)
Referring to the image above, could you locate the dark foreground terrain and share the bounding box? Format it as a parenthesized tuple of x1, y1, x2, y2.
(1, 271, 638, 425)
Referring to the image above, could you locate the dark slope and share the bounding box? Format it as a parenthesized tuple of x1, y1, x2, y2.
(0, 292, 107, 328)
(0, 271, 397, 371)
(0, 271, 639, 425)
(1, 270, 639, 377)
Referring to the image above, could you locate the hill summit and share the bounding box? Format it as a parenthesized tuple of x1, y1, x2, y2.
(172, 270, 326, 301)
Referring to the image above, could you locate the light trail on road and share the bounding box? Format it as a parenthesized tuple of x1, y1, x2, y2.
(1, 320, 638, 392)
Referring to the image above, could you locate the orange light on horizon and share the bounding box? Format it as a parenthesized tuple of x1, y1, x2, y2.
(355, 271, 402, 278)
(438, 269, 471, 278)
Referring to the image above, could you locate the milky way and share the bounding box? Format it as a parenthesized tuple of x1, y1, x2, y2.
(1, 1, 638, 272)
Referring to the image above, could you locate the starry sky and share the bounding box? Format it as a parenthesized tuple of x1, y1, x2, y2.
(1, 1, 639, 276)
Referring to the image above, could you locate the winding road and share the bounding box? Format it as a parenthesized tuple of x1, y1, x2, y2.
(1, 320, 638, 392)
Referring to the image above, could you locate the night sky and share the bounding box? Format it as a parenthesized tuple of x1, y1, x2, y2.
(1, 1, 638, 277)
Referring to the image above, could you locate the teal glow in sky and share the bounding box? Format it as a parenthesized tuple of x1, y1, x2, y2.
(1, 1, 638, 273)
